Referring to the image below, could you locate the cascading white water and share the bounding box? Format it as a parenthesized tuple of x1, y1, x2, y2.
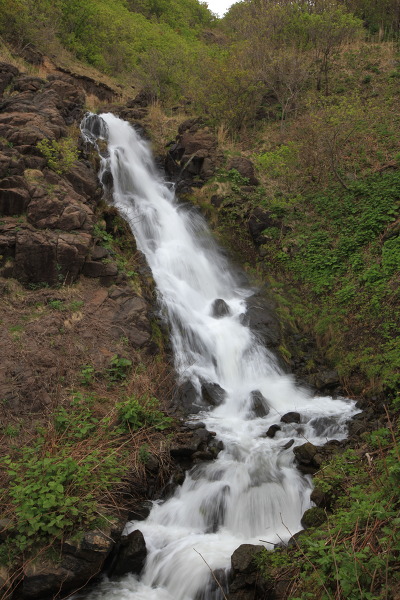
(80, 113, 358, 600)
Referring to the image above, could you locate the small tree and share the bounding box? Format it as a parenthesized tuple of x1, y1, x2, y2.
(301, 5, 364, 94)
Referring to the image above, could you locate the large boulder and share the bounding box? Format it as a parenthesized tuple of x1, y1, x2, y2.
(13, 228, 91, 286)
(166, 119, 222, 182)
(228, 544, 266, 600)
(110, 530, 147, 578)
(293, 442, 323, 475)
(20, 527, 122, 599)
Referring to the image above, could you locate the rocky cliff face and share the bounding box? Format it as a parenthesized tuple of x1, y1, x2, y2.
(0, 62, 168, 599)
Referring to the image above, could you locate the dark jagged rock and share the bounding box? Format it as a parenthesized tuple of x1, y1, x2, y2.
(20, 527, 122, 599)
(282, 439, 295, 449)
(280, 412, 301, 424)
(265, 424, 281, 438)
(0, 63, 19, 96)
(110, 530, 147, 578)
(109, 294, 151, 347)
(83, 260, 118, 278)
(166, 121, 222, 183)
(0, 187, 30, 216)
(248, 207, 284, 247)
(211, 298, 231, 318)
(231, 544, 264, 575)
(308, 368, 340, 392)
(227, 544, 266, 600)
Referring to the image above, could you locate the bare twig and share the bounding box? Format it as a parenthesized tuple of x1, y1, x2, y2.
(193, 549, 228, 600)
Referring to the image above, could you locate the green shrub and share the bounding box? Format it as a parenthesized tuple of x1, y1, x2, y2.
(37, 137, 79, 175)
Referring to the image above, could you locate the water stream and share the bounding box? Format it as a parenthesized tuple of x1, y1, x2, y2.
(80, 113, 358, 600)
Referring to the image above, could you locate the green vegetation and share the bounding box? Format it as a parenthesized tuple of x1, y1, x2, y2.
(0, 392, 172, 565)
(117, 395, 173, 432)
(107, 355, 133, 383)
(36, 138, 79, 175)
(256, 416, 400, 599)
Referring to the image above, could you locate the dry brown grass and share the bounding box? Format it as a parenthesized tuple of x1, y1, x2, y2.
(144, 101, 191, 153)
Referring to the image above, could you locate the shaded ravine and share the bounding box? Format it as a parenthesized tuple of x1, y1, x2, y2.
(79, 113, 358, 600)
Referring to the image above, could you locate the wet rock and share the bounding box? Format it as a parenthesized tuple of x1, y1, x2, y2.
(293, 442, 322, 475)
(248, 390, 269, 418)
(110, 530, 147, 578)
(243, 290, 281, 351)
(21, 527, 121, 599)
(226, 157, 258, 186)
(202, 382, 225, 406)
(282, 439, 294, 450)
(174, 379, 203, 414)
(265, 424, 281, 438)
(211, 298, 231, 318)
(228, 544, 266, 600)
(301, 507, 327, 529)
(280, 412, 301, 424)
(231, 544, 264, 575)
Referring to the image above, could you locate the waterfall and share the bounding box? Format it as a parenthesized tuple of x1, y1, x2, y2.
(80, 113, 358, 600)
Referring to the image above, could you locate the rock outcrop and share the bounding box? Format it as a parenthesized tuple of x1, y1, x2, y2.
(165, 118, 223, 186)
(17, 526, 123, 599)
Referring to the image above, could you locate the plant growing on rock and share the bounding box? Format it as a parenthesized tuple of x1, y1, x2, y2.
(36, 137, 79, 175)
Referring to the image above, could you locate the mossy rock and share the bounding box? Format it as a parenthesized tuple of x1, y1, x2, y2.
(301, 507, 327, 529)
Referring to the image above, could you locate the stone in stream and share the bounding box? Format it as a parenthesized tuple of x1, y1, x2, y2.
(293, 442, 323, 475)
(248, 390, 269, 418)
(110, 530, 147, 578)
(211, 298, 231, 318)
(280, 411, 301, 424)
(202, 381, 226, 406)
(265, 424, 281, 438)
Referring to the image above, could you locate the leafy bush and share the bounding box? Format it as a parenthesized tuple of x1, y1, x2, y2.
(36, 137, 79, 175)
